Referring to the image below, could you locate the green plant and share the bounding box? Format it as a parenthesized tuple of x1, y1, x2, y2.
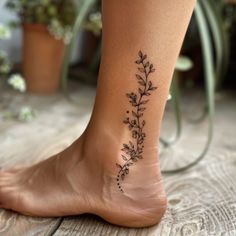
(6, 0, 78, 44)
(83, 11, 102, 36)
(0, 23, 34, 122)
(0, 24, 11, 77)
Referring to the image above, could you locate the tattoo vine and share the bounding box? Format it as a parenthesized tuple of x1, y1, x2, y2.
(116, 50, 157, 193)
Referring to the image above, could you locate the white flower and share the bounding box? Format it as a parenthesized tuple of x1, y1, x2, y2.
(18, 106, 35, 122)
(175, 56, 193, 71)
(89, 12, 102, 23)
(64, 28, 73, 45)
(48, 19, 73, 44)
(84, 12, 102, 36)
(8, 74, 26, 92)
(0, 24, 11, 39)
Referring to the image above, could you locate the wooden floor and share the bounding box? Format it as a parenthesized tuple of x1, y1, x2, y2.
(0, 84, 236, 236)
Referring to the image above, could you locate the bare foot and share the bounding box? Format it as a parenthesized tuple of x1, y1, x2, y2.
(0, 132, 167, 228)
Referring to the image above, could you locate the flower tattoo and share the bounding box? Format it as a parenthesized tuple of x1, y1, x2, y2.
(116, 51, 157, 193)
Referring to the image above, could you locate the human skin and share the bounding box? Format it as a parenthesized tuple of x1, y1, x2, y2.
(0, 0, 196, 228)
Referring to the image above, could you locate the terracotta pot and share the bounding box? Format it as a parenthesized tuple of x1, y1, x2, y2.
(22, 24, 66, 94)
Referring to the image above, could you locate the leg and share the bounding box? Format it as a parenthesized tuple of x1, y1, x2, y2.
(0, 0, 196, 228)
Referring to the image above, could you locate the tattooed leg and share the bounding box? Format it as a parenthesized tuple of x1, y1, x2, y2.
(116, 51, 158, 192)
(0, 0, 196, 228)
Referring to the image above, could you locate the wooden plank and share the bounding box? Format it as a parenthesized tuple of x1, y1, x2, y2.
(0, 137, 62, 236)
(53, 157, 236, 236)
(0, 84, 95, 236)
(54, 92, 236, 235)
(1, 87, 236, 235)
(0, 211, 62, 236)
(54, 215, 158, 236)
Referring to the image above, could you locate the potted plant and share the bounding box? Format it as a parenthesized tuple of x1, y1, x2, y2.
(6, 0, 78, 94)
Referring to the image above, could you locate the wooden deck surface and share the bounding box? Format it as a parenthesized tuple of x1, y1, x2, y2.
(0, 84, 236, 236)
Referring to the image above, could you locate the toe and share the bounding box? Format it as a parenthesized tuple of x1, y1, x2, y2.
(0, 183, 19, 211)
(0, 172, 14, 183)
(0, 172, 19, 190)
(1, 167, 24, 174)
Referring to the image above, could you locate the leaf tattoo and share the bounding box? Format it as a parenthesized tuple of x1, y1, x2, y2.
(116, 50, 157, 193)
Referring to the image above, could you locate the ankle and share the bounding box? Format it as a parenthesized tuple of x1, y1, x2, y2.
(82, 128, 160, 172)
(81, 128, 163, 195)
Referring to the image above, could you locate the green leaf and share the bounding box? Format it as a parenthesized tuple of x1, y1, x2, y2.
(136, 74, 144, 81)
(116, 163, 122, 169)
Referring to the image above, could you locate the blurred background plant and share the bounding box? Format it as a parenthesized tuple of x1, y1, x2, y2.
(6, 0, 78, 44)
(0, 22, 34, 122)
(3, 73, 35, 122)
(4, 0, 80, 94)
(83, 11, 102, 37)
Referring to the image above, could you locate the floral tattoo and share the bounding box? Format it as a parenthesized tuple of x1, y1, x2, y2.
(116, 50, 157, 193)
